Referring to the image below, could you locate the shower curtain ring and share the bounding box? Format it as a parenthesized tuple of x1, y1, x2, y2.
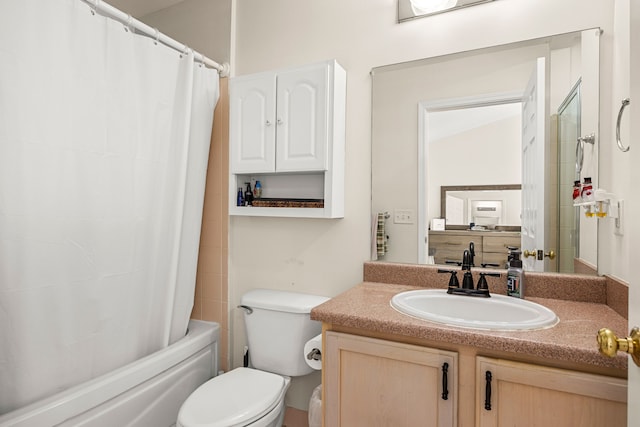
(89, 0, 99, 15)
(153, 28, 160, 45)
(124, 14, 132, 32)
(181, 46, 189, 59)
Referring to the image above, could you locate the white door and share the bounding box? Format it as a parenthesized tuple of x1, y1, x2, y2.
(275, 63, 329, 172)
(229, 71, 277, 173)
(627, 0, 640, 419)
(521, 57, 547, 272)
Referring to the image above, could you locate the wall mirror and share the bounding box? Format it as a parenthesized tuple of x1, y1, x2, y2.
(371, 28, 600, 274)
(441, 184, 521, 229)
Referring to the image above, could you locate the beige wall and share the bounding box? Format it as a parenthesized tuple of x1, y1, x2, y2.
(142, 0, 232, 64)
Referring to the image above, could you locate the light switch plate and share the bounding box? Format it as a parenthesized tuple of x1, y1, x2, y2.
(394, 209, 415, 224)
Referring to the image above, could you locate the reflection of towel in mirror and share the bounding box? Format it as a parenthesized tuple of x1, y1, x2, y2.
(371, 214, 379, 260)
(376, 212, 388, 257)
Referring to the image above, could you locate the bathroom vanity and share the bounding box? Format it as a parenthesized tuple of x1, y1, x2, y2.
(428, 230, 520, 266)
(311, 263, 628, 427)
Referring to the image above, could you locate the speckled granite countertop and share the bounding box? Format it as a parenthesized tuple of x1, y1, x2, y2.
(311, 281, 629, 372)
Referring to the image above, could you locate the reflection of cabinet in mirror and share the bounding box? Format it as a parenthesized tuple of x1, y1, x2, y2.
(429, 230, 520, 266)
(441, 184, 521, 228)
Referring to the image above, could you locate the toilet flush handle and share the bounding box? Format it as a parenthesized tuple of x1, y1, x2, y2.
(238, 305, 253, 315)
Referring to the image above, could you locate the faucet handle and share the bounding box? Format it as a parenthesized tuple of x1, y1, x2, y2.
(477, 272, 501, 290)
(438, 269, 460, 289)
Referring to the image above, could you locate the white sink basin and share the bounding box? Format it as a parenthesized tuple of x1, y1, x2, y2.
(391, 289, 558, 331)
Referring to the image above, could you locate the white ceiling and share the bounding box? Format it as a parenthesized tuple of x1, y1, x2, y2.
(104, 0, 184, 17)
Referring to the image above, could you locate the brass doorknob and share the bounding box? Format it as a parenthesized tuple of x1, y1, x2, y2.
(597, 327, 640, 367)
(523, 249, 556, 260)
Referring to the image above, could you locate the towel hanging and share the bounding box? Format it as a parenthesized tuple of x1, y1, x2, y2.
(376, 212, 389, 257)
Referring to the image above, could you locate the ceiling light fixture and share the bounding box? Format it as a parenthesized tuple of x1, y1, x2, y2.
(399, 0, 496, 22)
(410, 0, 458, 15)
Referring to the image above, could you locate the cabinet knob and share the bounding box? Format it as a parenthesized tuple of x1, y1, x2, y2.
(277, 118, 283, 125)
(265, 120, 272, 126)
(597, 327, 640, 367)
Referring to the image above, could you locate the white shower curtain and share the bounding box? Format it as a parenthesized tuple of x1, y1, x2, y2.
(0, 0, 220, 413)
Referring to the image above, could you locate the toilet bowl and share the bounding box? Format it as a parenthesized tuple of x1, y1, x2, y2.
(176, 368, 291, 427)
(176, 289, 328, 427)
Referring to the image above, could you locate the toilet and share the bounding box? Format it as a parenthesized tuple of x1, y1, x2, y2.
(177, 289, 329, 427)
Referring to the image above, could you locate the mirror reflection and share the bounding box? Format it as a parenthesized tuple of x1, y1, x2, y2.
(441, 185, 521, 228)
(371, 29, 600, 274)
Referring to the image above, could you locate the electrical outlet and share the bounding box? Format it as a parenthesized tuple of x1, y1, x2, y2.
(394, 209, 415, 224)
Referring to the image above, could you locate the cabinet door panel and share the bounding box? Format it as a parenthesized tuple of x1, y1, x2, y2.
(429, 233, 477, 265)
(477, 357, 627, 427)
(229, 73, 276, 173)
(276, 64, 328, 172)
(325, 331, 456, 427)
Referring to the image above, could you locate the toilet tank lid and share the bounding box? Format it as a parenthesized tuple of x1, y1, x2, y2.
(241, 289, 330, 314)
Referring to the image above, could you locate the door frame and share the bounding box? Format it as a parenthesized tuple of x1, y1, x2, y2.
(417, 91, 523, 264)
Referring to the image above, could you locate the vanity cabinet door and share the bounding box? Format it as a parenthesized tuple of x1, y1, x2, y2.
(429, 233, 474, 265)
(481, 234, 520, 266)
(476, 357, 627, 427)
(325, 331, 457, 427)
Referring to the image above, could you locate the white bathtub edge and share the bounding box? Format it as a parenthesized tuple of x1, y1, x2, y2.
(0, 320, 220, 427)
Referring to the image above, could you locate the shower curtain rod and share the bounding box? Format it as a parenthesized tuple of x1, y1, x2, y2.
(82, 0, 230, 77)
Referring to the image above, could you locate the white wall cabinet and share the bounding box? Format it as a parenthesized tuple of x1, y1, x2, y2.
(229, 60, 346, 218)
(324, 331, 457, 427)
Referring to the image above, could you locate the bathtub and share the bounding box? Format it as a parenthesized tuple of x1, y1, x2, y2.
(0, 320, 220, 427)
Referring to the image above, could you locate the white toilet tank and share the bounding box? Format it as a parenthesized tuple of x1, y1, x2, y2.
(240, 289, 329, 377)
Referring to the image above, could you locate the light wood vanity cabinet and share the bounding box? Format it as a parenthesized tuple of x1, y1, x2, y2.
(323, 331, 627, 427)
(476, 357, 627, 427)
(429, 230, 520, 266)
(324, 331, 457, 427)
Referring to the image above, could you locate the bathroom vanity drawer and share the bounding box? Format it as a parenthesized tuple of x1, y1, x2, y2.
(481, 251, 509, 267)
(429, 234, 474, 252)
(429, 234, 474, 264)
(482, 235, 521, 254)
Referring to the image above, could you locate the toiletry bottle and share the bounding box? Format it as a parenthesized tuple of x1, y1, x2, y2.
(506, 249, 525, 298)
(581, 177, 593, 201)
(237, 187, 244, 207)
(244, 182, 253, 206)
(581, 177, 595, 217)
(253, 180, 262, 199)
(572, 180, 581, 203)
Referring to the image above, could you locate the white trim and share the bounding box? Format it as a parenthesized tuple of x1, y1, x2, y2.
(417, 91, 524, 264)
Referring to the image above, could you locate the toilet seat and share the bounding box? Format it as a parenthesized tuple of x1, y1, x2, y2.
(177, 368, 287, 427)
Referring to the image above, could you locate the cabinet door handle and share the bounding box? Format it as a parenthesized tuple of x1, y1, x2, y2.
(484, 371, 492, 410)
(441, 362, 449, 400)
